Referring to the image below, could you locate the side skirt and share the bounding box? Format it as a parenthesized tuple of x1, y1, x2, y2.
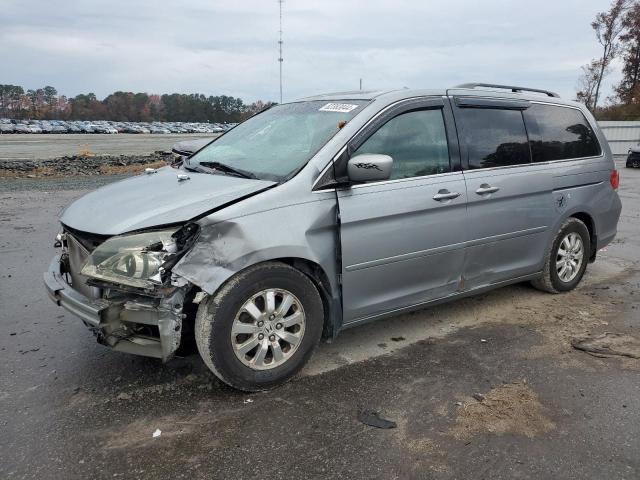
(341, 272, 542, 331)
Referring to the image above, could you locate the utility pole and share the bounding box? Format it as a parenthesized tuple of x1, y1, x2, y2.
(359, 78, 362, 91)
(278, 0, 284, 103)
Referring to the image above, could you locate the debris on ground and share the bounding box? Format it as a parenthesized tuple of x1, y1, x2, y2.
(449, 381, 555, 440)
(472, 393, 485, 402)
(243, 398, 254, 404)
(152, 429, 161, 438)
(571, 333, 640, 359)
(358, 409, 397, 429)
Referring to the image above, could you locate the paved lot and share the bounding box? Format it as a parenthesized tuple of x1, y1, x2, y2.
(0, 162, 638, 479)
(0, 133, 213, 160)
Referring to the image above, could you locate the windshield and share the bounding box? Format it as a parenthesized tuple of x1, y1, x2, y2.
(186, 100, 368, 181)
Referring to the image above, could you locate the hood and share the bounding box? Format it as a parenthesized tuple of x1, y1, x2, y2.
(630, 145, 640, 153)
(60, 166, 275, 235)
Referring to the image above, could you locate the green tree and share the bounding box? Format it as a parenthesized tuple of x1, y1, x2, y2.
(590, 0, 630, 110)
(616, 2, 640, 103)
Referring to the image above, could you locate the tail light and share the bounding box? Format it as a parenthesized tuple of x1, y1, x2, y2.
(610, 169, 619, 190)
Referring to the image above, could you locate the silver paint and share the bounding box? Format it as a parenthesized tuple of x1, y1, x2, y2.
(45, 86, 622, 360)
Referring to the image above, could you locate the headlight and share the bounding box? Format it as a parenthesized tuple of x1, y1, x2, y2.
(81, 229, 179, 289)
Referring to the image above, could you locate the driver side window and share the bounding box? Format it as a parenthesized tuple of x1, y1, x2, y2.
(353, 108, 450, 180)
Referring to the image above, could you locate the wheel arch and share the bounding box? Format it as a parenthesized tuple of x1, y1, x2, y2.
(275, 257, 342, 339)
(568, 211, 597, 260)
(181, 254, 343, 340)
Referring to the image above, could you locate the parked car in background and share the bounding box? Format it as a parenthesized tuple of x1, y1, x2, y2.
(150, 126, 171, 134)
(0, 119, 236, 134)
(14, 124, 30, 133)
(51, 125, 68, 134)
(626, 146, 640, 168)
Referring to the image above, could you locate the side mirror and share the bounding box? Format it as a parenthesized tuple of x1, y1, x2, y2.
(347, 154, 393, 183)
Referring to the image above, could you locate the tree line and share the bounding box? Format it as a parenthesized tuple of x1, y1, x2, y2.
(0, 85, 276, 123)
(577, 0, 640, 120)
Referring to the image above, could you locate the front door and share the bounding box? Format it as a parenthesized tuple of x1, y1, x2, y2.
(337, 98, 468, 324)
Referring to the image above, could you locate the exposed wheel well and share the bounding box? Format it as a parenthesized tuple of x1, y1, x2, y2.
(275, 257, 339, 339)
(182, 258, 339, 352)
(570, 212, 597, 260)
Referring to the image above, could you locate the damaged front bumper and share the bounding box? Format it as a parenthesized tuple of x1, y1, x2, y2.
(44, 255, 186, 361)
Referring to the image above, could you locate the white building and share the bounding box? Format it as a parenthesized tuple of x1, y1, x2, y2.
(598, 121, 640, 156)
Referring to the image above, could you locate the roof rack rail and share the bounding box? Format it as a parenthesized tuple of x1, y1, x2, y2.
(454, 83, 560, 98)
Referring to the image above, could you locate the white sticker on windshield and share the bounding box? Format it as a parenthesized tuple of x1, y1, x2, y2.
(319, 103, 359, 113)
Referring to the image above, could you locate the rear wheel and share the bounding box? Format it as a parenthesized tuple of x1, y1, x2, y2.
(531, 218, 590, 293)
(195, 262, 324, 391)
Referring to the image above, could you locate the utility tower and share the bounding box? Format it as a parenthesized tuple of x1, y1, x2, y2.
(278, 0, 284, 103)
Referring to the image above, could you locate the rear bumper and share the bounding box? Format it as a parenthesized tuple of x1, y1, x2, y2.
(44, 255, 186, 361)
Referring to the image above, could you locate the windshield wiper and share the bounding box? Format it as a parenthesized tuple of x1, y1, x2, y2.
(198, 161, 257, 179)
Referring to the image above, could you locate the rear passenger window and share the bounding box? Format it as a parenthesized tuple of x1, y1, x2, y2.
(457, 109, 530, 169)
(524, 104, 601, 162)
(353, 109, 450, 179)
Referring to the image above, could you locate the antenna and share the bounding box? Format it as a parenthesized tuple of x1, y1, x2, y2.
(278, 0, 284, 103)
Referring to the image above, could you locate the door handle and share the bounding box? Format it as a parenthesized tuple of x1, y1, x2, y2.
(433, 190, 461, 201)
(475, 184, 500, 195)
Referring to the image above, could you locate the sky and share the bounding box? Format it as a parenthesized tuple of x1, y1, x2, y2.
(0, 0, 621, 104)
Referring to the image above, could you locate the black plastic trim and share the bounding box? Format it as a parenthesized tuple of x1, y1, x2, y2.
(455, 96, 530, 110)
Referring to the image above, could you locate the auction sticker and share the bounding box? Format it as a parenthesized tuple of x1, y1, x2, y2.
(319, 103, 360, 113)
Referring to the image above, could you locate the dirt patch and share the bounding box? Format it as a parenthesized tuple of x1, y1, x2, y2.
(99, 417, 200, 450)
(0, 151, 173, 178)
(571, 332, 640, 359)
(459, 261, 637, 368)
(392, 416, 450, 475)
(449, 381, 555, 440)
(97, 159, 167, 176)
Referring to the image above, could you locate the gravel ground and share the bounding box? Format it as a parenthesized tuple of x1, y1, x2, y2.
(0, 161, 638, 479)
(0, 152, 174, 178)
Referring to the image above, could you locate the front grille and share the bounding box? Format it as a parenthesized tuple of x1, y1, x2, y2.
(62, 224, 109, 252)
(66, 233, 101, 299)
(628, 151, 640, 161)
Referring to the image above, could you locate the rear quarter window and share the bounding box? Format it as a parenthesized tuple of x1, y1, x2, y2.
(523, 104, 601, 162)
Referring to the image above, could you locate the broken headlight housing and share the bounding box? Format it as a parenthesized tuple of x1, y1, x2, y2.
(80, 228, 181, 290)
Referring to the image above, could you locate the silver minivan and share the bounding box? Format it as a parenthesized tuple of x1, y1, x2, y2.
(44, 83, 622, 391)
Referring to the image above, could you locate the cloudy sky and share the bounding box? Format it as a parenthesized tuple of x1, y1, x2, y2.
(0, 0, 619, 103)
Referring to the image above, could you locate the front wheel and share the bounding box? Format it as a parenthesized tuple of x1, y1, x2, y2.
(531, 218, 590, 294)
(195, 262, 324, 391)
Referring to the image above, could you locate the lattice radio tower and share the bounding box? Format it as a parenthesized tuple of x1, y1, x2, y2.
(278, 0, 284, 103)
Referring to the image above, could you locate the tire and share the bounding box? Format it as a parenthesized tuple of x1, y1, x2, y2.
(531, 218, 591, 294)
(195, 261, 324, 391)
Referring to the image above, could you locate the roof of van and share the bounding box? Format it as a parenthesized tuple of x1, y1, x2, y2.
(297, 84, 581, 108)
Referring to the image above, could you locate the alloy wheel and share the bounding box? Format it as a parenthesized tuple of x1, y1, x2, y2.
(556, 232, 584, 283)
(231, 289, 306, 370)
